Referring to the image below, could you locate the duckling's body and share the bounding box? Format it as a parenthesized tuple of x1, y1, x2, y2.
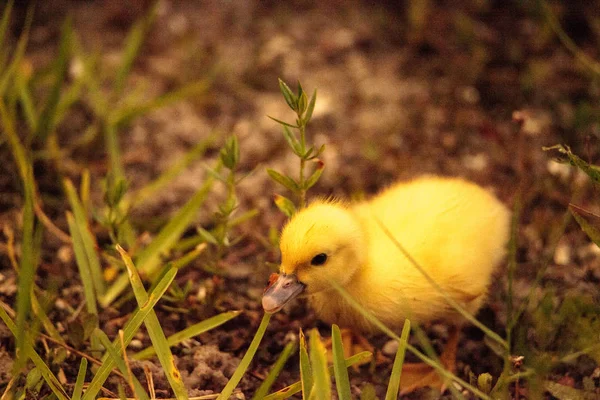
(264, 175, 510, 332)
(308, 176, 510, 332)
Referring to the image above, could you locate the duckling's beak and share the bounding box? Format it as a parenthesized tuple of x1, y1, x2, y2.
(262, 273, 306, 313)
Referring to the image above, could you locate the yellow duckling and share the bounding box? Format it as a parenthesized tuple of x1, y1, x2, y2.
(262, 176, 511, 393)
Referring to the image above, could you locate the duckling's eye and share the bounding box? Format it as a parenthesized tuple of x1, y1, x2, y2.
(311, 253, 328, 266)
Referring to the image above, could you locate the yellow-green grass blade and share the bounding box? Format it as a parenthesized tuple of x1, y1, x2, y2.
(299, 329, 312, 400)
(331, 325, 351, 400)
(252, 339, 298, 400)
(116, 245, 188, 400)
(216, 312, 272, 400)
(16, 69, 37, 131)
(385, 319, 410, 400)
(0, 306, 69, 400)
(0, 6, 32, 96)
(101, 167, 218, 307)
(263, 352, 372, 400)
(82, 265, 177, 400)
(95, 328, 150, 400)
(14, 164, 36, 375)
(64, 179, 106, 297)
(133, 310, 241, 360)
(34, 16, 71, 142)
(111, 78, 213, 127)
(374, 217, 507, 350)
(0, 99, 31, 190)
(127, 133, 216, 209)
(329, 281, 491, 399)
(0, 1, 13, 51)
(113, 1, 158, 95)
(72, 358, 88, 400)
(67, 212, 98, 315)
(30, 292, 66, 347)
(308, 329, 330, 400)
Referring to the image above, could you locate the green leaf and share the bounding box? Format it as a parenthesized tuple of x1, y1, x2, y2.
(267, 169, 300, 192)
(265, 352, 372, 400)
(0, 6, 32, 97)
(216, 313, 272, 400)
(196, 226, 218, 245)
(477, 373, 493, 394)
(220, 135, 240, 169)
(267, 115, 299, 129)
(385, 320, 411, 400)
(543, 144, 600, 183)
(304, 160, 324, 190)
(297, 88, 308, 115)
(303, 89, 317, 124)
(278, 78, 297, 111)
(0, 1, 14, 51)
(299, 329, 313, 400)
(309, 328, 331, 400)
(252, 339, 298, 400)
(569, 204, 600, 247)
(282, 125, 303, 156)
(274, 194, 297, 218)
(332, 325, 352, 400)
(116, 245, 188, 399)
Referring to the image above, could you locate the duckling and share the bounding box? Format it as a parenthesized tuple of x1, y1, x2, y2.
(262, 176, 511, 393)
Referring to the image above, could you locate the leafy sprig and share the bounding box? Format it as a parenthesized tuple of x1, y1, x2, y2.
(268, 79, 324, 215)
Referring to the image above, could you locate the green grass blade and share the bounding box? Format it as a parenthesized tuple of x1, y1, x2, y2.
(14, 164, 36, 374)
(34, 16, 71, 142)
(116, 245, 188, 399)
(385, 320, 411, 400)
(329, 280, 491, 399)
(0, 6, 32, 96)
(31, 291, 66, 347)
(16, 71, 37, 131)
(101, 166, 218, 307)
(94, 328, 150, 400)
(0, 1, 13, 50)
(111, 78, 212, 127)
(252, 340, 298, 400)
(114, 2, 158, 95)
(299, 329, 312, 400)
(264, 352, 372, 400)
(216, 312, 272, 400)
(82, 265, 177, 400)
(133, 310, 241, 360)
(127, 133, 216, 208)
(64, 179, 106, 297)
(308, 329, 331, 400)
(331, 325, 351, 400)
(0, 307, 69, 400)
(71, 358, 88, 400)
(67, 212, 98, 315)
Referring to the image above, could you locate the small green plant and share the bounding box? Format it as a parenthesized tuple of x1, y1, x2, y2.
(267, 78, 324, 215)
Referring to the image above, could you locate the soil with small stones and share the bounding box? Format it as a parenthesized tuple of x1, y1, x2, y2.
(2, 0, 600, 398)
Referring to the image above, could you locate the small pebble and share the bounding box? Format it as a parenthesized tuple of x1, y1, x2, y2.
(382, 339, 399, 356)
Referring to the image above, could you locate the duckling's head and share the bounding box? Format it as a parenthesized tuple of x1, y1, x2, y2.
(262, 201, 366, 313)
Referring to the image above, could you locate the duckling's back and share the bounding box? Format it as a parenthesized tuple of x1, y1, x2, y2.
(349, 176, 510, 327)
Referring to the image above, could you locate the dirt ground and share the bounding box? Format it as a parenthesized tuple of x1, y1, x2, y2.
(2, 0, 600, 398)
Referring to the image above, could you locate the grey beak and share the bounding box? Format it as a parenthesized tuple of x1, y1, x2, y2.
(262, 273, 306, 313)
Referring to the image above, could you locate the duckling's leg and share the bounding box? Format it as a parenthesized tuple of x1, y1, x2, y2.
(399, 326, 459, 394)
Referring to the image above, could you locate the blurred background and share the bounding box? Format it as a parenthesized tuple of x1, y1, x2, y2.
(2, 0, 600, 398)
